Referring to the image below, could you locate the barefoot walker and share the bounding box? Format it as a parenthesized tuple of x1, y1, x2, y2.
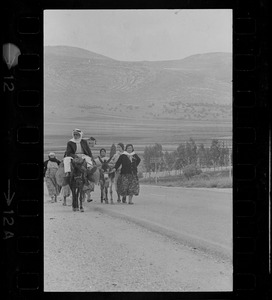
(44, 152, 61, 202)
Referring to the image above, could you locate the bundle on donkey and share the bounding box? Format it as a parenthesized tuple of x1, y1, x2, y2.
(56, 159, 100, 211)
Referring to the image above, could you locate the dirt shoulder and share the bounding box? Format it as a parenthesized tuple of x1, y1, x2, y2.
(44, 198, 232, 292)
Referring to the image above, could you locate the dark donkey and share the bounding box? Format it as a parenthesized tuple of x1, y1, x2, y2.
(69, 158, 87, 212)
(98, 157, 115, 204)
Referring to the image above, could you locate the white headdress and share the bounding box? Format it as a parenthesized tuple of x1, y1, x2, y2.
(70, 128, 83, 143)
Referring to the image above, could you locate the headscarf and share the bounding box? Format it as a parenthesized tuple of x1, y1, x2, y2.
(117, 143, 125, 151)
(111, 143, 124, 164)
(125, 144, 134, 152)
(89, 136, 96, 144)
(48, 152, 59, 163)
(70, 128, 83, 144)
(123, 144, 135, 161)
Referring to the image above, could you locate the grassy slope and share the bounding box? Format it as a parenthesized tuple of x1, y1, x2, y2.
(140, 170, 232, 188)
(44, 47, 232, 122)
(44, 47, 232, 162)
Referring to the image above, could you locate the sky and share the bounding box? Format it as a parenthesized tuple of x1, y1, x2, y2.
(44, 9, 232, 62)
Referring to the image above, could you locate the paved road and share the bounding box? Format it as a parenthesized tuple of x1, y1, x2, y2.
(44, 183, 232, 291)
(87, 185, 232, 260)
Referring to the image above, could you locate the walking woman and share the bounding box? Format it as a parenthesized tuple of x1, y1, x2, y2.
(84, 136, 97, 202)
(111, 144, 141, 204)
(109, 143, 125, 203)
(44, 152, 61, 203)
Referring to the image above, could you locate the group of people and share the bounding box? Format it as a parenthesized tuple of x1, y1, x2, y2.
(44, 128, 141, 205)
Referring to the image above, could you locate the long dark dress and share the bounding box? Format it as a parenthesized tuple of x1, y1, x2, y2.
(114, 154, 141, 196)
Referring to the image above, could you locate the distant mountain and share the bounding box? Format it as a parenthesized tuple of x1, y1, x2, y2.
(145, 52, 232, 82)
(44, 45, 115, 60)
(44, 46, 232, 122)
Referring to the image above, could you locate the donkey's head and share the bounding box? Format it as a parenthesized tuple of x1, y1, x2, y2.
(71, 157, 86, 174)
(99, 157, 113, 174)
(70, 158, 86, 188)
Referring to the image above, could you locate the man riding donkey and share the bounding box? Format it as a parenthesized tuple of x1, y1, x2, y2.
(63, 129, 97, 201)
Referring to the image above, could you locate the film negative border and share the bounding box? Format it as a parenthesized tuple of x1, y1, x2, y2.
(232, 2, 270, 299)
(3, 2, 43, 298)
(2, 0, 270, 299)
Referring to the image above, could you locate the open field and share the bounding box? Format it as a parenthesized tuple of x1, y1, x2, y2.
(44, 47, 232, 162)
(140, 170, 232, 188)
(44, 116, 231, 161)
(44, 47, 232, 165)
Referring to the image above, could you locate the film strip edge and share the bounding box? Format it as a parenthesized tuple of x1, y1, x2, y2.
(2, 1, 271, 299)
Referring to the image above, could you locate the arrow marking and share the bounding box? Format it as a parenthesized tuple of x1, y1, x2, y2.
(4, 179, 15, 206)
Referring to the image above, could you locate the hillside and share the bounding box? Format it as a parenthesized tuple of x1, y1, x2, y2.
(44, 45, 115, 60)
(44, 46, 232, 122)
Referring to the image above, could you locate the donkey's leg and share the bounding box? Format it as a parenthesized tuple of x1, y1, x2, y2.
(75, 188, 79, 211)
(100, 186, 104, 203)
(87, 190, 93, 202)
(77, 189, 80, 211)
(79, 190, 84, 212)
(105, 187, 109, 204)
(122, 196, 127, 203)
(72, 189, 76, 211)
(110, 183, 114, 204)
(63, 196, 67, 206)
(74, 190, 78, 211)
(86, 190, 92, 202)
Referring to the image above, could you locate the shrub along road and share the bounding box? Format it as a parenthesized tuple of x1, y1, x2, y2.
(44, 183, 232, 291)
